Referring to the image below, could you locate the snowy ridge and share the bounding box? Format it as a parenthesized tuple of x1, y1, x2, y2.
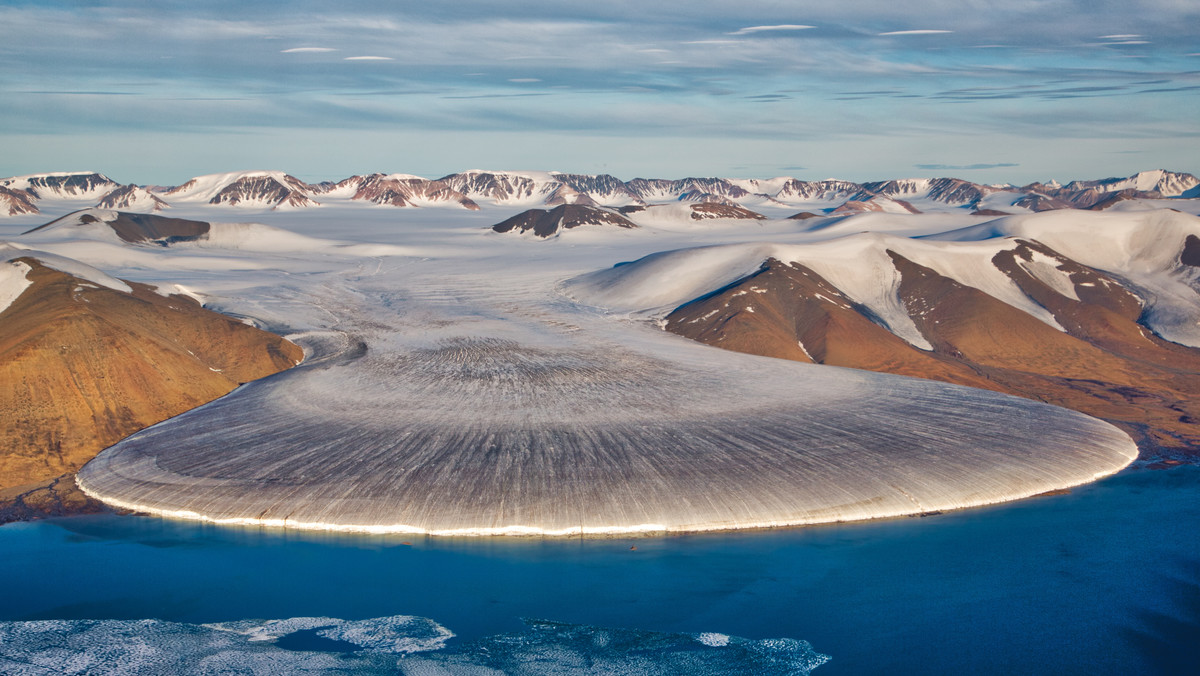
(564, 210, 1200, 349)
(97, 184, 169, 212)
(0, 172, 119, 201)
(160, 170, 319, 209)
(1062, 169, 1199, 197)
(2, 168, 1197, 218)
(0, 241, 132, 293)
(437, 170, 568, 206)
(929, 209, 1200, 346)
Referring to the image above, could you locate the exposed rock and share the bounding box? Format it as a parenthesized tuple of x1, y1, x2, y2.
(492, 205, 637, 237)
(1086, 189, 1151, 211)
(1181, 234, 1200, 267)
(26, 210, 210, 244)
(348, 174, 480, 210)
(96, 184, 170, 212)
(0, 474, 110, 525)
(831, 195, 921, 214)
(210, 176, 316, 208)
(666, 258, 997, 390)
(774, 179, 860, 202)
(164, 172, 319, 209)
(552, 173, 643, 206)
(2, 173, 119, 200)
(0, 186, 39, 216)
(860, 177, 996, 206)
(689, 203, 767, 220)
(439, 171, 559, 204)
(787, 211, 823, 220)
(626, 177, 751, 204)
(1063, 169, 1199, 197)
(1014, 193, 1074, 212)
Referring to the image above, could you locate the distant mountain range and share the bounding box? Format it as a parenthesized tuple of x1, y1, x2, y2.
(2, 168, 1197, 217)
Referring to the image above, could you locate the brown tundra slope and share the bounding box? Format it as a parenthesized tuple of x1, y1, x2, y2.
(0, 256, 302, 521)
(666, 238, 1200, 460)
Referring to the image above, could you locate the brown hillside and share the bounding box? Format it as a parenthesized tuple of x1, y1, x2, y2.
(665, 259, 998, 391)
(0, 259, 302, 515)
(667, 248, 1200, 458)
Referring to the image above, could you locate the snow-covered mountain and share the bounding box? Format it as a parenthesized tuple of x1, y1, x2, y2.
(1, 168, 1197, 218)
(625, 177, 752, 205)
(326, 174, 481, 210)
(0, 172, 120, 201)
(97, 185, 169, 212)
(831, 194, 921, 215)
(552, 173, 643, 206)
(161, 171, 319, 209)
(1062, 169, 1199, 197)
(858, 177, 999, 206)
(437, 170, 569, 206)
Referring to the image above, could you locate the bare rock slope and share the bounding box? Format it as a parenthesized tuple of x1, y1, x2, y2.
(0, 253, 302, 520)
(664, 229, 1200, 457)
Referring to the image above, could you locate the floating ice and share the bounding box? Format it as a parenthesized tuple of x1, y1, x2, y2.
(0, 616, 829, 675)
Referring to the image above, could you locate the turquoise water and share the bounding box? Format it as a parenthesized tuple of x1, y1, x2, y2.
(2, 465, 1199, 674)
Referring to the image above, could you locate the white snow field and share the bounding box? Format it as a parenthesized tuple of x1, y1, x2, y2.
(1, 195, 1164, 536)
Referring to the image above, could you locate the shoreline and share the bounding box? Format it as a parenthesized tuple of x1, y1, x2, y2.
(0, 474, 112, 526)
(74, 451, 1135, 538)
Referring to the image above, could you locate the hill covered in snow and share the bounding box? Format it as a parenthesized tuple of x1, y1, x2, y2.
(3, 168, 1197, 220)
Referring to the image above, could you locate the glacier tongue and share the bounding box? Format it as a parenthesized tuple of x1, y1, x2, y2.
(75, 254, 1137, 535)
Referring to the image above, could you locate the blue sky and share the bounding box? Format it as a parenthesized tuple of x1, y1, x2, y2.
(2, 0, 1198, 184)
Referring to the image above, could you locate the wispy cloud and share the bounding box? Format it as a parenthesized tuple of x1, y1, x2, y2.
(729, 25, 815, 36)
(0, 1, 1197, 182)
(878, 30, 953, 36)
(916, 163, 1019, 171)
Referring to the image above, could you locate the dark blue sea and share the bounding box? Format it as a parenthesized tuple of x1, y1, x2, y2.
(2, 464, 1198, 674)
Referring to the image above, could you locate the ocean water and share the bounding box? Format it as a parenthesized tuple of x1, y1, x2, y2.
(2, 465, 1198, 675)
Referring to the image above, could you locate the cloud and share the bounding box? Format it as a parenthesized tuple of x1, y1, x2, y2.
(915, 163, 1019, 171)
(729, 25, 815, 36)
(1, 1, 1197, 182)
(878, 30, 953, 36)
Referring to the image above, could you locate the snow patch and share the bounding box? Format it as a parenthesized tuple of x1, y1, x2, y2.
(1, 241, 131, 293)
(0, 258, 33, 314)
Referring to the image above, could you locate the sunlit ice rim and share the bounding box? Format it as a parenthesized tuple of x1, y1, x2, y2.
(74, 450, 1135, 537)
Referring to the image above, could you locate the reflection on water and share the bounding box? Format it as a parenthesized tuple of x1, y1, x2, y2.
(2, 465, 1199, 674)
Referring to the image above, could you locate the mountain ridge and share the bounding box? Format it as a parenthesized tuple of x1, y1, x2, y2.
(2, 169, 1196, 218)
